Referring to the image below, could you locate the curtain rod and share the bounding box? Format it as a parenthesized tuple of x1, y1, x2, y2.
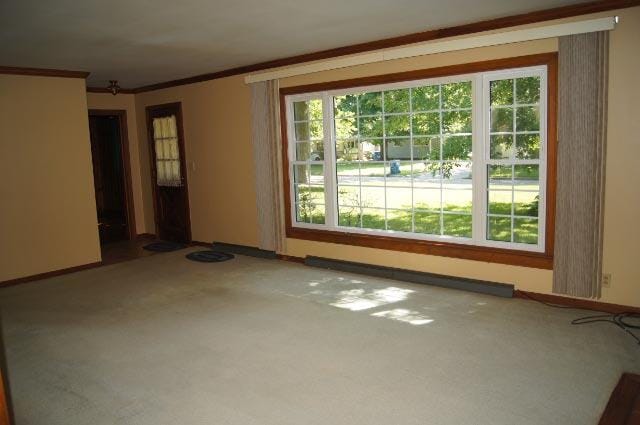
(244, 16, 616, 84)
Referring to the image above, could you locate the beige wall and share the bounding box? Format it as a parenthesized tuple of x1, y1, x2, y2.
(86, 93, 147, 235)
(278, 39, 560, 297)
(599, 7, 640, 308)
(0, 74, 101, 281)
(130, 7, 639, 307)
(134, 76, 259, 246)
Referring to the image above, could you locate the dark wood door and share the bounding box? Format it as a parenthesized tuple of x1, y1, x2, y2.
(146, 103, 191, 243)
(89, 114, 129, 244)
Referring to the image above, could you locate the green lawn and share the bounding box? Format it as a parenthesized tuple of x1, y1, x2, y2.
(489, 164, 539, 180)
(295, 182, 539, 244)
(332, 161, 541, 181)
(297, 202, 537, 244)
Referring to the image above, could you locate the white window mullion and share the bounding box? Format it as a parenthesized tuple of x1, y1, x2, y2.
(286, 100, 297, 225)
(323, 93, 337, 227)
(382, 91, 388, 230)
(438, 85, 444, 236)
(471, 75, 486, 244)
(409, 88, 415, 233)
(537, 71, 548, 251)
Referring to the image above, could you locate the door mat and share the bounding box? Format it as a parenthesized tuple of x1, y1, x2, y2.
(185, 250, 235, 263)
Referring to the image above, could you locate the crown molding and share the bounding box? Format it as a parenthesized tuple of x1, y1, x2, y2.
(0, 65, 89, 79)
(246, 17, 614, 83)
(86, 86, 136, 94)
(131, 0, 639, 93)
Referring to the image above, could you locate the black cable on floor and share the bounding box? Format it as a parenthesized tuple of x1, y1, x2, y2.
(571, 313, 640, 345)
(519, 292, 640, 345)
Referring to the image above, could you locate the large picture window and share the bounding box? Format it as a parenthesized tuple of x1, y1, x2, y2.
(282, 56, 554, 263)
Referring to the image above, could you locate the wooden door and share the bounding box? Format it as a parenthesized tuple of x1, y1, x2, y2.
(88, 113, 133, 244)
(146, 103, 191, 243)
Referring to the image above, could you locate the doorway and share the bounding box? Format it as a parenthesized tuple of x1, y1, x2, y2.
(88, 110, 136, 245)
(146, 102, 191, 243)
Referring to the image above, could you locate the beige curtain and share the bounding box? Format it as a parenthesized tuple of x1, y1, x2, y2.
(250, 80, 286, 253)
(152, 116, 182, 187)
(553, 31, 609, 299)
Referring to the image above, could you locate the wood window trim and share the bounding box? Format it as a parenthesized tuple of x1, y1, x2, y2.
(280, 53, 558, 270)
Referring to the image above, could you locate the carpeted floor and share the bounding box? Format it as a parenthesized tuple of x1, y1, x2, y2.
(0, 249, 638, 425)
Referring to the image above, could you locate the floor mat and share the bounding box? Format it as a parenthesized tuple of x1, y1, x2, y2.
(142, 241, 187, 252)
(185, 250, 234, 262)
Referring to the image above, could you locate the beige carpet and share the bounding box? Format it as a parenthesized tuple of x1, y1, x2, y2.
(0, 249, 638, 425)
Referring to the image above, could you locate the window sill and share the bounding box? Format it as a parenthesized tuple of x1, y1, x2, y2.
(287, 226, 553, 269)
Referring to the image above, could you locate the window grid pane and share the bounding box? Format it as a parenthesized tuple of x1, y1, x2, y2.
(289, 67, 546, 252)
(487, 76, 542, 245)
(334, 81, 473, 236)
(292, 99, 326, 224)
(152, 116, 182, 187)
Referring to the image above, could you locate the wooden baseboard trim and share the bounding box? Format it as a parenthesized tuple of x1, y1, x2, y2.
(0, 261, 103, 288)
(190, 240, 211, 247)
(277, 254, 305, 263)
(211, 242, 278, 259)
(514, 290, 640, 314)
(136, 233, 156, 240)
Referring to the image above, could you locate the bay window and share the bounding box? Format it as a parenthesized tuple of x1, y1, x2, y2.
(282, 55, 555, 265)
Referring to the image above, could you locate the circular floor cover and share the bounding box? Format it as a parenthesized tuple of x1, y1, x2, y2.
(142, 241, 187, 252)
(185, 250, 235, 263)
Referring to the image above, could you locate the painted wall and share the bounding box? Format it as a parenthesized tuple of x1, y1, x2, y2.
(86, 93, 146, 235)
(599, 6, 640, 308)
(131, 7, 639, 307)
(134, 76, 259, 246)
(279, 7, 640, 307)
(0, 75, 101, 281)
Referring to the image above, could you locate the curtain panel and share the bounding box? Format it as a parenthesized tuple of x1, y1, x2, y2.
(553, 31, 609, 298)
(250, 80, 286, 253)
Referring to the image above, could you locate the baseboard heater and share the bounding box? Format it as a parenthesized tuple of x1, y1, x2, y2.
(304, 256, 514, 298)
(211, 242, 277, 259)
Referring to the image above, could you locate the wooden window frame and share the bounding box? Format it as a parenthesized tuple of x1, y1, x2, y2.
(280, 53, 557, 269)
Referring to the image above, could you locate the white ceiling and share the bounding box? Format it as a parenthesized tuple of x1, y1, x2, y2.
(0, 0, 585, 88)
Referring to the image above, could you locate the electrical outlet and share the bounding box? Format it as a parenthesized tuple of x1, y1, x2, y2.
(602, 273, 612, 288)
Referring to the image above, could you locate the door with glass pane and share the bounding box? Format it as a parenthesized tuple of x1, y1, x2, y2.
(146, 103, 191, 243)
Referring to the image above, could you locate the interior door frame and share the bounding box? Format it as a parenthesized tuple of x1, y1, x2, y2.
(88, 109, 137, 241)
(145, 102, 192, 242)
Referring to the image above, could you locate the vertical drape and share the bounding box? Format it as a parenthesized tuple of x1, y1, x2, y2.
(152, 116, 182, 187)
(250, 80, 286, 253)
(553, 31, 609, 298)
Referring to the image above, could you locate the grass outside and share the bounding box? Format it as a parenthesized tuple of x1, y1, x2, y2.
(296, 200, 538, 244)
(330, 161, 540, 181)
(295, 170, 539, 244)
(297, 184, 538, 217)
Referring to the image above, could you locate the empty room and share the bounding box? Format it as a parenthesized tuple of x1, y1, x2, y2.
(1, 0, 639, 424)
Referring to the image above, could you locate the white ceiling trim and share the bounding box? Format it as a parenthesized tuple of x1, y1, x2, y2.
(244, 16, 616, 84)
